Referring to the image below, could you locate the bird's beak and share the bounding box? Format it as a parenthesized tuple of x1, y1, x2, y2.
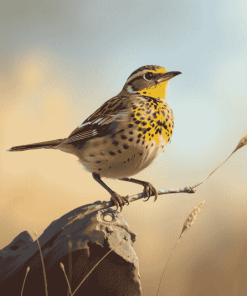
(156, 71, 182, 83)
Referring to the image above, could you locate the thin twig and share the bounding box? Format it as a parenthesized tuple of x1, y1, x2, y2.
(128, 186, 195, 203)
(106, 186, 195, 209)
(65, 186, 195, 228)
(34, 231, 48, 296)
(21, 266, 30, 296)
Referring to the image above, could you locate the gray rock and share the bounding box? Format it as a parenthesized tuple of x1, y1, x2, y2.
(0, 201, 141, 295)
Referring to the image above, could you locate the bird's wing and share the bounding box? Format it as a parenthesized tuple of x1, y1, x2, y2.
(64, 96, 128, 145)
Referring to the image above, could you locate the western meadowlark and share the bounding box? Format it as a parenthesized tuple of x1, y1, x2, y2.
(8, 65, 181, 211)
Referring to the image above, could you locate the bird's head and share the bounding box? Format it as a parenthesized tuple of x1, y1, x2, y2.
(122, 65, 181, 100)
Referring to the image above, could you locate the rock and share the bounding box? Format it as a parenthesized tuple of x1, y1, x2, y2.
(0, 201, 141, 295)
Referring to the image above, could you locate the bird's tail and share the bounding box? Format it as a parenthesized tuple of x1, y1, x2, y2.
(7, 138, 66, 152)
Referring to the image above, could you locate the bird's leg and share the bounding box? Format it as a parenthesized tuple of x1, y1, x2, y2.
(118, 177, 158, 202)
(92, 173, 129, 211)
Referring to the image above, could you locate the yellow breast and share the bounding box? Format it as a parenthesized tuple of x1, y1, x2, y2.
(130, 97, 174, 145)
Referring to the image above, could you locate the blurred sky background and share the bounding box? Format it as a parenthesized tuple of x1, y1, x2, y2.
(0, 0, 247, 295)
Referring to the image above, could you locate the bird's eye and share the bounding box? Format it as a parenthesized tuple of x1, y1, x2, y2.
(144, 72, 154, 81)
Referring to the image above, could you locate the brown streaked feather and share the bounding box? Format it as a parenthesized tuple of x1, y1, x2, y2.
(63, 96, 128, 145)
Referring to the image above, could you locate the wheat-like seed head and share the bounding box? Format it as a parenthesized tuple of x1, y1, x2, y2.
(179, 201, 205, 239)
(232, 132, 247, 154)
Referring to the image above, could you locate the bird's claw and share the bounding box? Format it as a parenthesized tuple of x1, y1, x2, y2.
(111, 192, 129, 212)
(143, 182, 158, 202)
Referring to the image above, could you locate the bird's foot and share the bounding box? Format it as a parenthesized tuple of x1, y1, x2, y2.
(111, 192, 129, 212)
(142, 182, 158, 202)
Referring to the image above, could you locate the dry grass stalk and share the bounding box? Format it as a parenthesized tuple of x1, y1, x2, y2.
(34, 231, 48, 296)
(192, 132, 247, 189)
(156, 201, 205, 296)
(72, 249, 113, 296)
(60, 262, 72, 296)
(67, 239, 73, 296)
(21, 266, 30, 296)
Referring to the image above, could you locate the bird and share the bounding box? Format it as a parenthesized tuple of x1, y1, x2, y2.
(7, 65, 181, 211)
